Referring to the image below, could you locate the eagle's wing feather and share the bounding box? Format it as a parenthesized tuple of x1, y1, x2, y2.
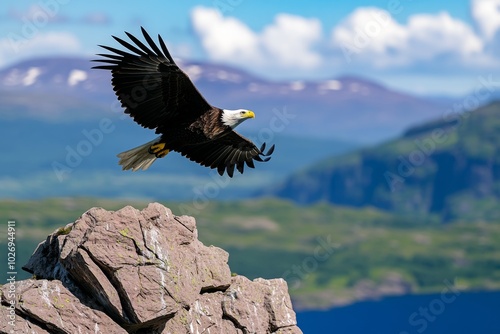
(177, 131, 274, 177)
(93, 27, 212, 133)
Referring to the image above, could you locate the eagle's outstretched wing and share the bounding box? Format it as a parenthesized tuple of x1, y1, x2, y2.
(93, 27, 211, 133)
(177, 131, 275, 177)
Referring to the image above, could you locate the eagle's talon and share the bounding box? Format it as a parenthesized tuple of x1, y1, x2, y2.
(257, 143, 275, 157)
(149, 143, 169, 158)
(149, 142, 166, 154)
(156, 150, 169, 158)
(265, 144, 275, 156)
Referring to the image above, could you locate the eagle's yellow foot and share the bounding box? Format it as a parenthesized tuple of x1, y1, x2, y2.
(149, 143, 170, 158)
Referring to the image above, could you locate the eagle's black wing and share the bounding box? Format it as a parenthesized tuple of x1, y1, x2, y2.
(93, 27, 212, 133)
(177, 131, 275, 177)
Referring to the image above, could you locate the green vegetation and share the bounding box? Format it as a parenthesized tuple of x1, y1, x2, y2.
(1, 197, 499, 309)
(267, 101, 500, 222)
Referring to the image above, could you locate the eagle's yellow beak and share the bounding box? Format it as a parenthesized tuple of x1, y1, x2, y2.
(245, 110, 255, 119)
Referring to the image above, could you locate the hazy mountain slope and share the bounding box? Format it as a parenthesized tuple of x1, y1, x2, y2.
(263, 101, 500, 221)
(0, 117, 356, 200)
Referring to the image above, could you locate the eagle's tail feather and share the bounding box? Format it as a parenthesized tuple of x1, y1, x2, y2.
(117, 137, 162, 171)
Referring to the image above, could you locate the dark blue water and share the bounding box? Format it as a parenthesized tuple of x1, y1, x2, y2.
(297, 291, 500, 334)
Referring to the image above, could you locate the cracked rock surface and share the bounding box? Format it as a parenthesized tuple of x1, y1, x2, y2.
(0, 203, 302, 334)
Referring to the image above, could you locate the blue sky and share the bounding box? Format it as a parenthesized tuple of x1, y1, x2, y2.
(1, 0, 499, 95)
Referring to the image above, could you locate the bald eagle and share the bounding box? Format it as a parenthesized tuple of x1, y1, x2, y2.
(93, 27, 274, 177)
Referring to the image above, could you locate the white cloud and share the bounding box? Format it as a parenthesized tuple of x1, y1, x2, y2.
(0, 31, 82, 67)
(332, 8, 484, 67)
(332, 8, 408, 66)
(407, 12, 483, 59)
(191, 5, 498, 76)
(191, 7, 260, 63)
(472, 0, 500, 40)
(261, 14, 322, 68)
(191, 7, 323, 70)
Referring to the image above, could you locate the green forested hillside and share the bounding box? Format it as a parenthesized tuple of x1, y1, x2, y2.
(266, 102, 500, 221)
(1, 197, 499, 310)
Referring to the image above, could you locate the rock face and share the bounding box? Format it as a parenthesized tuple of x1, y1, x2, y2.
(0, 203, 302, 334)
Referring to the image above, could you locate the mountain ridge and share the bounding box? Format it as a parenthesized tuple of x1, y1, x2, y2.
(0, 56, 447, 142)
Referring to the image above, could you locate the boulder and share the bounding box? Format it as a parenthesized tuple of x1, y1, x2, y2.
(0, 203, 302, 334)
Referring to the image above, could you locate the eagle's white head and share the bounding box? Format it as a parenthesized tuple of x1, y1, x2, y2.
(221, 109, 255, 129)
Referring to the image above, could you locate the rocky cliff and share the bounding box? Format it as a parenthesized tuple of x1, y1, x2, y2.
(0, 203, 302, 334)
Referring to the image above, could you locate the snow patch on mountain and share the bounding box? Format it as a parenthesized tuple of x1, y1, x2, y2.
(3, 67, 43, 87)
(290, 81, 305, 91)
(319, 80, 342, 91)
(23, 67, 43, 86)
(68, 69, 88, 86)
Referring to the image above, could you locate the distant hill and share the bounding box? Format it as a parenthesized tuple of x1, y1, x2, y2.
(0, 56, 447, 142)
(263, 101, 500, 221)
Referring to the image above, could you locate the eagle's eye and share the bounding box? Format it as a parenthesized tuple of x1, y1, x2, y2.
(240, 111, 245, 115)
